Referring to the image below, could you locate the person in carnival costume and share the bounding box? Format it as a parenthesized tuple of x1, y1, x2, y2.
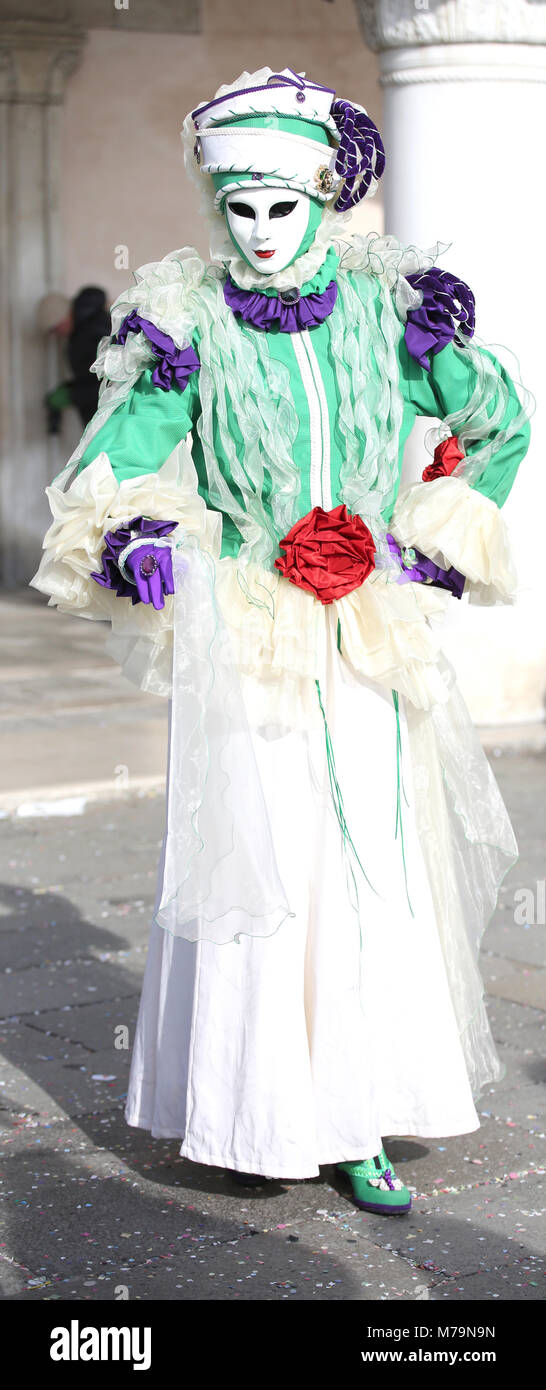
(31, 68, 532, 1215)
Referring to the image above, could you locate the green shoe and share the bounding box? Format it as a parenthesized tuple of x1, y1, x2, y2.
(336, 1149, 412, 1215)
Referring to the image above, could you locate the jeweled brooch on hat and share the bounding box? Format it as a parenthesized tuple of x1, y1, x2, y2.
(314, 165, 336, 195)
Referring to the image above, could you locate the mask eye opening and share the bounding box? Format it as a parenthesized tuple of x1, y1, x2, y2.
(269, 201, 298, 219)
(226, 201, 255, 219)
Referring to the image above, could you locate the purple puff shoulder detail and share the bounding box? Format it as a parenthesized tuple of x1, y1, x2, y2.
(91, 516, 178, 603)
(115, 311, 200, 391)
(403, 267, 475, 371)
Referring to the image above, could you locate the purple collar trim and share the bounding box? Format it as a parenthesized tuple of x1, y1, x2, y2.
(223, 275, 338, 333)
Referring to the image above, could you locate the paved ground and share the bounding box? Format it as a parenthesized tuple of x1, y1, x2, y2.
(0, 592, 545, 1302)
(0, 591, 167, 813)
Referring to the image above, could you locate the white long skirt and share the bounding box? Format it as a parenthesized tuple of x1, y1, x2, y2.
(125, 607, 480, 1178)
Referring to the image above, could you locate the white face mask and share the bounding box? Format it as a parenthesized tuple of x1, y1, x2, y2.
(224, 188, 311, 275)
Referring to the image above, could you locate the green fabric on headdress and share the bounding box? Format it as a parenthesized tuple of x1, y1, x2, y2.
(211, 113, 331, 207)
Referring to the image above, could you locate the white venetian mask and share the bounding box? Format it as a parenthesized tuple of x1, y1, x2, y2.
(224, 187, 311, 275)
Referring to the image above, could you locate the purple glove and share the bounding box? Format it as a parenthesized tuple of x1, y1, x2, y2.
(124, 542, 174, 610)
(91, 516, 178, 606)
(386, 534, 465, 600)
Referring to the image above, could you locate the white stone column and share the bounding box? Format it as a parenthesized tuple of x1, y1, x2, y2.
(0, 21, 85, 587)
(355, 1, 546, 725)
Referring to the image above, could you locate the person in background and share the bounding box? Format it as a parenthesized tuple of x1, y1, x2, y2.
(44, 286, 111, 433)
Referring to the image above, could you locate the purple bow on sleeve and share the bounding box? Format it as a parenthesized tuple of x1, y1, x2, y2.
(115, 311, 200, 392)
(404, 267, 475, 371)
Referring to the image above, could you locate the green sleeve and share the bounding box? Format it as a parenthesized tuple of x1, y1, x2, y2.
(78, 365, 200, 483)
(397, 335, 531, 508)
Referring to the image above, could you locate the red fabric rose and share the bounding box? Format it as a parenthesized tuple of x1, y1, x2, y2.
(274, 504, 375, 604)
(422, 434, 464, 482)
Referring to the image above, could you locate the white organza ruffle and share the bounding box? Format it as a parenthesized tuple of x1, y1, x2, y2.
(155, 545, 294, 945)
(214, 557, 452, 714)
(390, 474, 518, 606)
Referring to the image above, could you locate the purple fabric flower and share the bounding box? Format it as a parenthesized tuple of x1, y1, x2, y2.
(91, 516, 178, 604)
(115, 311, 200, 391)
(331, 100, 386, 211)
(386, 533, 465, 600)
(404, 267, 475, 371)
(223, 276, 338, 332)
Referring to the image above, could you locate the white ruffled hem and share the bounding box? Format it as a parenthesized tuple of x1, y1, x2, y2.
(389, 475, 517, 606)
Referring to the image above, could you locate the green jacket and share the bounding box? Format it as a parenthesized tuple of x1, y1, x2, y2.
(77, 248, 530, 564)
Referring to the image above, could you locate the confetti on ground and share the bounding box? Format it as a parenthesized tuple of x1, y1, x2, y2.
(1, 768, 544, 1302)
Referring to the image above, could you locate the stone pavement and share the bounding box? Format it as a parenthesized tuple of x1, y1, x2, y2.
(0, 590, 167, 813)
(0, 592, 545, 1302)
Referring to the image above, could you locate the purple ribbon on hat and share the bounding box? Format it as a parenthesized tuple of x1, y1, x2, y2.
(387, 533, 465, 599)
(115, 311, 200, 392)
(404, 268, 476, 371)
(223, 275, 338, 332)
(91, 516, 178, 603)
(331, 99, 386, 211)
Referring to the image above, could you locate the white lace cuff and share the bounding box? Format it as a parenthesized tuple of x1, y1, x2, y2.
(389, 475, 517, 606)
(30, 445, 221, 618)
